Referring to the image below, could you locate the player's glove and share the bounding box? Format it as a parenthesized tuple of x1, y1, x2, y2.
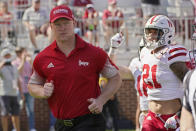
(164, 115, 179, 129)
(110, 32, 125, 48)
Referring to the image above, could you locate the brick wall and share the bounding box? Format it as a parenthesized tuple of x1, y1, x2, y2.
(117, 79, 137, 125)
(0, 79, 136, 131)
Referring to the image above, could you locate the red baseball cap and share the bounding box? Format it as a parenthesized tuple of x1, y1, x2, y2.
(50, 5, 74, 23)
(108, 0, 116, 4)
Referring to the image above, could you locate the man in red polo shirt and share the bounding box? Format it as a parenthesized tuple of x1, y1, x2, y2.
(27, 5, 122, 131)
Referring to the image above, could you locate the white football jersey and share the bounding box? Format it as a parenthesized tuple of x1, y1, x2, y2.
(129, 57, 148, 111)
(140, 44, 188, 101)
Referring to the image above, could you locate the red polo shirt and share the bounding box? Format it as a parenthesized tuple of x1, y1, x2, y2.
(33, 35, 109, 119)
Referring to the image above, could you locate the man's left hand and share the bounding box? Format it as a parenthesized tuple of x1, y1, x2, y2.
(87, 98, 103, 114)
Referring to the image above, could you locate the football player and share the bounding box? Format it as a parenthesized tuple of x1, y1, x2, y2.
(140, 15, 189, 131)
(109, 33, 148, 131)
(129, 39, 148, 131)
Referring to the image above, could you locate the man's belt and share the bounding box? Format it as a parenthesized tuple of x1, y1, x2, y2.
(57, 113, 100, 127)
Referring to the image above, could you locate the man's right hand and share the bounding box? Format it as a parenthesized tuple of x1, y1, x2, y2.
(110, 32, 125, 48)
(42, 80, 54, 98)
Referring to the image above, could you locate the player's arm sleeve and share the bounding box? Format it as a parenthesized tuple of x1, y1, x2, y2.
(128, 58, 141, 76)
(29, 55, 45, 85)
(167, 45, 189, 65)
(100, 58, 118, 78)
(129, 58, 138, 74)
(28, 70, 45, 85)
(97, 48, 119, 78)
(168, 45, 189, 81)
(129, 58, 142, 80)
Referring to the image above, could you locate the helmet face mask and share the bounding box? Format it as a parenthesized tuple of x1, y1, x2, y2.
(144, 28, 164, 48)
(144, 15, 175, 49)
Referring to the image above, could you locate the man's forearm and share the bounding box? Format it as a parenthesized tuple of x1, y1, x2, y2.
(28, 83, 46, 99)
(97, 73, 122, 105)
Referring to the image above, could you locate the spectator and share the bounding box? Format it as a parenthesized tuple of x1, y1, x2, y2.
(132, 1, 143, 36)
(70, 0, 92, 7)
(12, 47, 37, 131)
(0, 48, 23, 131)
(83, 4, 99, 46)
(57, 0, 69, 6)
(0, 1, 14, 42)
(22, 0, 52, 51)
(141, 0, 167, 23)
(9, 0, 30, 20)
(49, 0, 70, 10)
(49, 0, 58, 10)
(102, 0, 129, 51)
(191, 0, 196, 23)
